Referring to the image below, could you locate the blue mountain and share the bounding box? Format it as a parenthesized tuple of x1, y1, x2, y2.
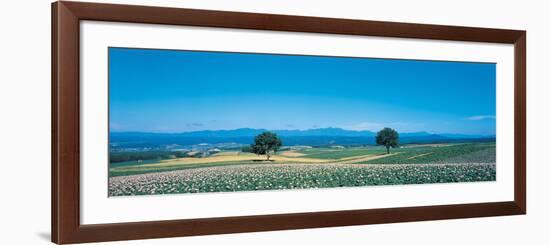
(110, 128, 494, 149)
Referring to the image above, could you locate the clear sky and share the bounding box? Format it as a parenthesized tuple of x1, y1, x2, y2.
(109, 47, 496, 135)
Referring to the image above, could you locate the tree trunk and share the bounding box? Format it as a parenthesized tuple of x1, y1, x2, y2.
(266, 152, 271, 161)
(386, 145, 390, 154)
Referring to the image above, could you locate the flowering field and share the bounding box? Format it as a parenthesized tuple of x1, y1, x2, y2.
(108, 163, 495, 196)
(108, 142, 496, 196)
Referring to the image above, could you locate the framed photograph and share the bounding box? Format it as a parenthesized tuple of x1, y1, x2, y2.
(52, 1, 526, 244)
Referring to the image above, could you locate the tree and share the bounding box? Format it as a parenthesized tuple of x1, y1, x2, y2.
(376, 127, 399, 154)
(250, 131, 282, 161)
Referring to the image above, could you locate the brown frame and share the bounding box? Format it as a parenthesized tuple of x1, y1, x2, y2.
(52, 1, 526, 244)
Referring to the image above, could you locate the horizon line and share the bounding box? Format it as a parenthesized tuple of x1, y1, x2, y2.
(109, 127, 496, 136)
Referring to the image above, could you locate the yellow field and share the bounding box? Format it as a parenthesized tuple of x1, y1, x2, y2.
(111, 150, 400, 174)
(139, 152, 330, 169)
(278, 150, 306, 157)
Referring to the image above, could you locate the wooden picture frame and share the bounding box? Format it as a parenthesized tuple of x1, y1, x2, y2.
(52, 1, 526, 244)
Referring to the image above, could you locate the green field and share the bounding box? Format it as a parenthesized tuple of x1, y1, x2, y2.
(361, 143, 496, 164)
(298, 147, 387, 159)
(108, 142, 496, 196)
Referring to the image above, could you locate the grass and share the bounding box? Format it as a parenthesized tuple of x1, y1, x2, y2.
(362, 143, 496, 164)
(109, 154, 328, 177)
(109, 160, 261, 177)
(298, 147, 387, 159)
(109, 143, 495, 177)
(108, 142, 497, 195)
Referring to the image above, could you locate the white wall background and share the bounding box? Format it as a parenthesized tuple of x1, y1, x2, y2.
(0, 0, 547, 244)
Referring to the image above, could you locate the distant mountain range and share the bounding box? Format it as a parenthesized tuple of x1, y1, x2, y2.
(110, 128, 495, 149)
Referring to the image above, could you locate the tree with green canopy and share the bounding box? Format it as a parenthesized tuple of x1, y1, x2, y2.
(251, 131, 283, 161)
(376, 127, 399, 154)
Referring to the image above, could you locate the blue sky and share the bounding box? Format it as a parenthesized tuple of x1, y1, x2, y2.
(109, 47, 496, 135)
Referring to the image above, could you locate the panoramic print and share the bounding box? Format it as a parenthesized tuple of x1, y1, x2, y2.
(108, 47, 496, 197)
